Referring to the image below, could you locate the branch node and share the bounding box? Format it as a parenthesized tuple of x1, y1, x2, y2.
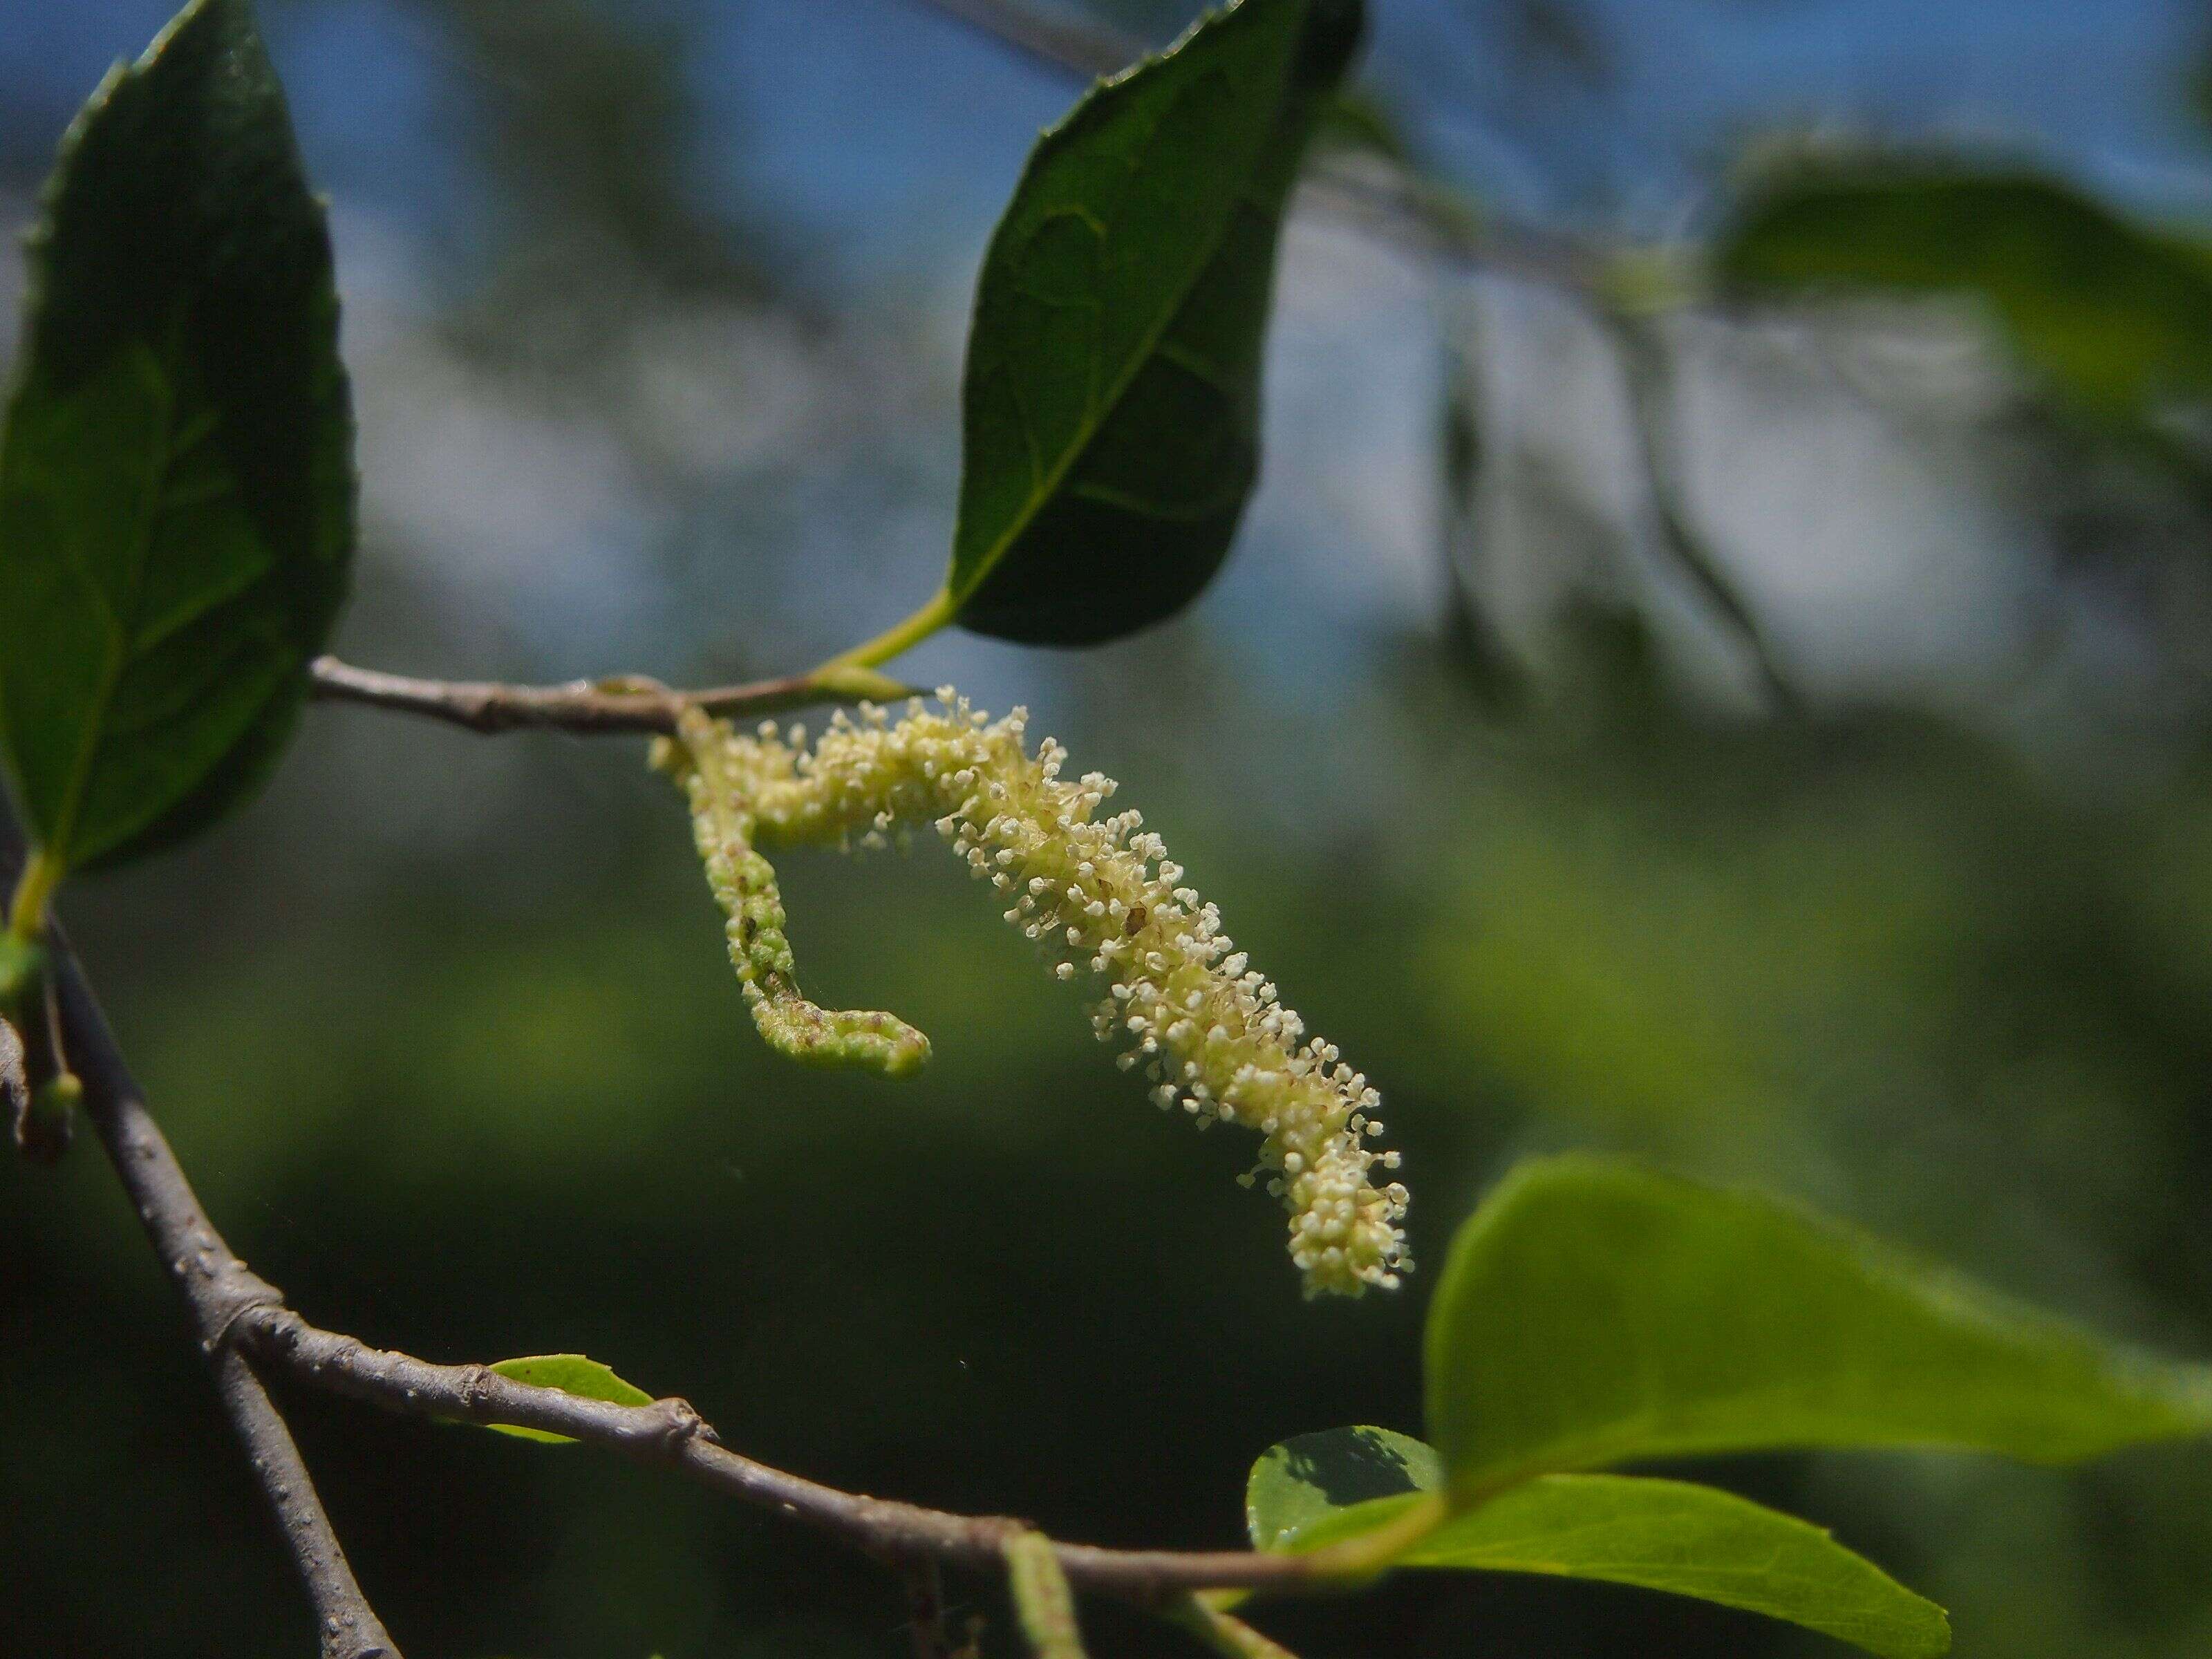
(459, 1362, 498, 1416)
(207, 1282, 288, 1356)
(652, 1395, 709, 1448)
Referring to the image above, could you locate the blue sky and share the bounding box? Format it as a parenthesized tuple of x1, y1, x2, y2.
(4, 0, 2207, 283)
(2, 0, 2206, 738)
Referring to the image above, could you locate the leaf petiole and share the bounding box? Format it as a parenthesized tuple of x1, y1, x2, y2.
(6, 847, 63, 950)
(1295, 1490, 1448, 1580)
(815, 587, 957, 675)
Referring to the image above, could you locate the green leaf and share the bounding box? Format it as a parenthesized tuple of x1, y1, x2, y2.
(1714, 160, 2212, 420)
(1398, 1478, 1949, 1658)
(0, 0, 354, 873)
(484, 1353, 655, 1444)
(1426, 1159, 2212, 1501)
(1246, 1425, 1440, 1551)
(1248, 1432, 1949, 1659)
(946, 0, 1362, 645)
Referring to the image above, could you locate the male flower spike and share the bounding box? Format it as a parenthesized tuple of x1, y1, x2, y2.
(654, 692, 1409, 1297)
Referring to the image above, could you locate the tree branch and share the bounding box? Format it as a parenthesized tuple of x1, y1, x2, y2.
(4, 812, 1344, 1642)
(0, 812, 400, 1659)
(306, 1, 1638, 758)
(306, 656, 912, 737)
(231, 1301, 1323, 1603)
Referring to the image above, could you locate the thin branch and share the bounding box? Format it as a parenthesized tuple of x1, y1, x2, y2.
(203, 1349, 397, 1659)
(0, 813, 400, 1659)
(1606, 309, 1802, 715)
(306, 656, 911, 738)
(309, 0, 1629, 757)
(232, 1301, 1324, 1604)
(2, 823, 1344, 1631)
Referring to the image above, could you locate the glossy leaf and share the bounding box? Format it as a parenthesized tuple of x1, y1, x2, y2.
(1714, 161, 2212, 419)
(0, 0, 354, 873)
(485, 1353, 655, 1444)
(1248, 1430, 1947, 1659)
(1427, 1159, 2212, 1500)
(1246, 1425, 1441, 1550)
(947, 0, 1362, 644)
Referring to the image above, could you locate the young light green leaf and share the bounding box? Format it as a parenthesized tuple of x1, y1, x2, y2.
(946, 0, 1362, 645)
(1252, 1445, 1949, 1659)
(0, 0, 354, 874)
(1714, 161, 2212, 420)
(484, 1354, 655, 1444)
(1427, 1159, 2212, 1500)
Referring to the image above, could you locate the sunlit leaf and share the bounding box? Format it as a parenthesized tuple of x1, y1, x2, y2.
(1246, 1425, 1440, 1550)
(1426, 1159, 2212, 1499)
(947, 0, 1362, 644)
(1248, 1430, 1948, 1659)
(484, 1353, 655, 1444)
(0, 0, 353, 873)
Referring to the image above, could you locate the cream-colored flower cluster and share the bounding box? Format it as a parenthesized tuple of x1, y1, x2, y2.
(654, 692, 1409, 1297)
(659, 704, 933, 1077)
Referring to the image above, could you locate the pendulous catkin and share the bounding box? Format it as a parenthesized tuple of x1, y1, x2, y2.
(653, 691, 1409, 1297)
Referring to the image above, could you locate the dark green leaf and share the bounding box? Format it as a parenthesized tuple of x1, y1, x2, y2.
(947, 0, 1362, 644)
(1714, 161, 2212, 419)
(1426, 1159, 2212, 1500)
(0, 0, 354, 872)
(1250, 1435, 1949, 1659)
(484, 1353, 655, 1444)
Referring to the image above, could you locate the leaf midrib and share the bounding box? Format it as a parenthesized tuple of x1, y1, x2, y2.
(956, 26, 1296, 606)
(45, 363, 203, 863)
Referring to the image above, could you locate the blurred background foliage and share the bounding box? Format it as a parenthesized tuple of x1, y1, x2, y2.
(7, 0, 2212, 1654)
